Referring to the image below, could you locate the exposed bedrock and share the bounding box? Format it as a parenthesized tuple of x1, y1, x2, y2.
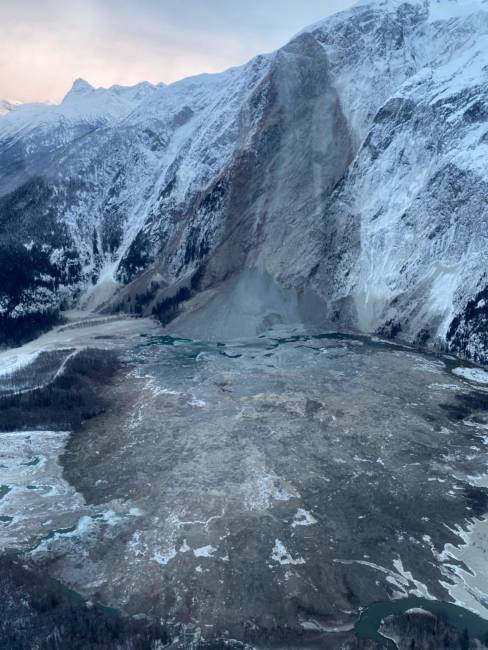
(0, 0, 487, 361)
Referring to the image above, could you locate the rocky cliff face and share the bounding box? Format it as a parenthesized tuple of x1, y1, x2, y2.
(0, 0, 487, 360)
(309, 6, 488, 361)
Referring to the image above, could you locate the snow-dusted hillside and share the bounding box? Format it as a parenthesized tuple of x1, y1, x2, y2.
(305, 0, 488, 361)
(0, 100, 22, 117)
(0, 0, 487, 361)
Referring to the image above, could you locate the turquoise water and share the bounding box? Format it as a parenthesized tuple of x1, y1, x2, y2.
(22, 456, 40, 466)
(48, 576, 121, 618)
(355, 598, 488, 647)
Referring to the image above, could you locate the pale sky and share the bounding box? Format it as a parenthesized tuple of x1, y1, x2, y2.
(0, 1, 354, 104)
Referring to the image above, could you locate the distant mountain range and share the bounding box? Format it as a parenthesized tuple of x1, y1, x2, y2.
(0, 99, 22, 116)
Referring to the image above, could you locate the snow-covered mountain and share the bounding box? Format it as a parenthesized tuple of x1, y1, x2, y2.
(0, 0, 487, 362)
(0, 99, 22, 117)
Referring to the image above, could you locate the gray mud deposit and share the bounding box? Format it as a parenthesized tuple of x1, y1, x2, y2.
(3, 329, 488, 647)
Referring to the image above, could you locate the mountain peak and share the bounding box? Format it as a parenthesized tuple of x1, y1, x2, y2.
(353, 0, 488, 18)
(61, 78, 95, 104)
(70, 78, 94, 94)
(0, 99, 21, 116)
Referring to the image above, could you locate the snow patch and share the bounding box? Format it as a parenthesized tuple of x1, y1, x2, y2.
(271, 539, 305, 565)
(193, 545, 216, 558)
(152, 548, 177, 566)
(291, 508, 317, 528)
(452, 367, 488, 385)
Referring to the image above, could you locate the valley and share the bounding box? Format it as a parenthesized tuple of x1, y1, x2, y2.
(1, 0, 488, 646)
(2, 314, 488, 647)
(1, 0, 487, 363)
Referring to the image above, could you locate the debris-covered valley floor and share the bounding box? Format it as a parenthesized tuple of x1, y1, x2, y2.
(1, 314, 488, 649)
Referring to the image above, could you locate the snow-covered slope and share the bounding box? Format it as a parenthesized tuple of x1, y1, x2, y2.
(0, 79, 164, 196)
(0, 0, 487, 361)
(0, 100, 22, 117)
(304, 0, 488, 361)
